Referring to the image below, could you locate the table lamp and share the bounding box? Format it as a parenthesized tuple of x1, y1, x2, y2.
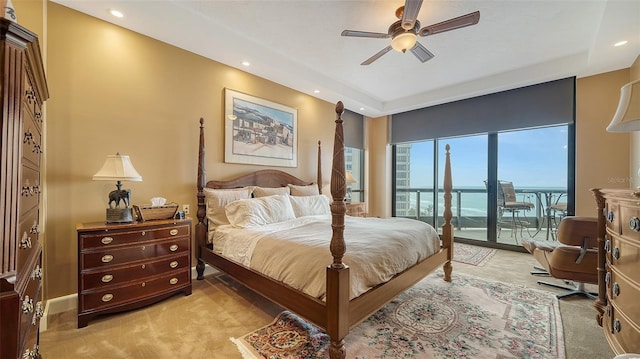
(93, 153, 142, 223)
(345, 171, 357, 203)
(606, 79, 640, 188)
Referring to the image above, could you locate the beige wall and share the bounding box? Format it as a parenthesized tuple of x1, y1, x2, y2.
(17, 1, 337, 300)
(14, 0, 639, 301)
(629, 55, 640, 189)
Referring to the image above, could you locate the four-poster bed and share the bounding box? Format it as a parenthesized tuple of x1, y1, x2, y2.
(195, 101, 454, 358)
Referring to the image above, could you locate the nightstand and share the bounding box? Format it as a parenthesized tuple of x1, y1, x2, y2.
(76, 218, 192, 328)
(345, 202, 366, 217)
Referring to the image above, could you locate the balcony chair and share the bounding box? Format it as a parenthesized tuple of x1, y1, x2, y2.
(521, 216, 598, 299)
(496, 180, 535, 242)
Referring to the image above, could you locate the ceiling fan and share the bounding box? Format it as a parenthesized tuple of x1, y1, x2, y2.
(341, 0, 480, 65)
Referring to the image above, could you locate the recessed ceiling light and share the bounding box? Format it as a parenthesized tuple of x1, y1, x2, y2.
(614, 40, 628, 47)
(109, 9, 124, 18)
(313, 90, 320, 94)
(359, 107, 365, 111)
(241, 61, 250, 67)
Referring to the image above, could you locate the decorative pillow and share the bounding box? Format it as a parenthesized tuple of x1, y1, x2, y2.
(225, 194, 296, 228)
(289, 195, 330, 218)
(253, 186, 290, 198)
(204, 187, 252, 228)
(288, 183, 320, 196)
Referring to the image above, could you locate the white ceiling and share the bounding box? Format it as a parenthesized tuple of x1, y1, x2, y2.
(52, 0, 640, 117)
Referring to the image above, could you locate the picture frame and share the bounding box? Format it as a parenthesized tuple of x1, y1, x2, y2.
(224, 88, 298, 167)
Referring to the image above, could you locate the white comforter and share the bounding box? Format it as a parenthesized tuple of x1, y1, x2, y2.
(212, 215, 440, 299)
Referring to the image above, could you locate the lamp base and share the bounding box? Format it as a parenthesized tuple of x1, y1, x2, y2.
(106, 208, 134, 223)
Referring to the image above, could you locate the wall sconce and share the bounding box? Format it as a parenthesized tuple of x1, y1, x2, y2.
(93, 153, 142, 223)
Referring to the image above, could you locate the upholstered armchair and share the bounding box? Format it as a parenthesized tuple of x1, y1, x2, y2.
(521, 216, 598, 299)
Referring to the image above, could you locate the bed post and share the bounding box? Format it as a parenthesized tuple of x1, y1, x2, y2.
(326, 102, 349, 359)
(442, 144, 453, 282)
(317, 140, 322, 194)
(196, 118, 207, 280)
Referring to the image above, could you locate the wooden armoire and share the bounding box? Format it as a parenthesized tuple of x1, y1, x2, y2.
(0, 18, 49, 359)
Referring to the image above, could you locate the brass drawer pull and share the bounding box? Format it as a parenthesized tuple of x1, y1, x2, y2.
(612, 247, 620, 260)
(170, 229, 179, 236)
(170, 261, 179, 268)
(613, 319, 621, 333)
(101, 274, 113, 283)
(170, 278, 179, 285)
(630, 216, 640, 232)
(22, 296, 34, 314)
(604, 238, 611, 252)
(605, 272, 611, 285)
(31, 265, 42, 280)
(613, 283, 620, 296)
(20, 232, 32, 249)
(101, 236, 114, 245)
(102, 294, 114, 302)
(32, 302, 43, 326)
(606, 305, 612, 317)
(170, 244, 179, 252)
(141, 231, 146, 236)
(101, 254, 114, 263)
(607, 210, 615, 223)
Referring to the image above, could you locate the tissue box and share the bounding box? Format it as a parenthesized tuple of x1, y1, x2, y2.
(133, 203, 178, 221)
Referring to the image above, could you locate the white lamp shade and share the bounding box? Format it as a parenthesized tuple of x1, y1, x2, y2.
(93, 154, 142, 181)
(607, 79, 640, 132)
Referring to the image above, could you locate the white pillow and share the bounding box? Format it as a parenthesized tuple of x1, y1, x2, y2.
(288, 183, 320, 196)
(253, 186, 290, 198)
(289, 195, 330, 217)
(225, 194, 295, 228)
(204, 187, 252, 228)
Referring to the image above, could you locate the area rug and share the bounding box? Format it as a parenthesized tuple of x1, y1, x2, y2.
(453, 243, 497, 266)
(232, 271, 565, 359)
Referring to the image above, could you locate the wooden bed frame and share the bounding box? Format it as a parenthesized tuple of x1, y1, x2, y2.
(195, 101, 453, 359)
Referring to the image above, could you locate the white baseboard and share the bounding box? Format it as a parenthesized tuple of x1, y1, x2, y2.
(41, 263, 217, 332)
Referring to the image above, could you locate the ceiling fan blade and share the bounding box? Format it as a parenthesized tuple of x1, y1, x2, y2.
(401, 0, 423, 30)
(361, 46, 393, 65)
(410, 42, 434, 63)
(341, 30, 390, 39)
(419, 10, 480, 37)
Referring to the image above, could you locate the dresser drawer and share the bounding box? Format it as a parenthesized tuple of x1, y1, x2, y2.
(607, 235, 640, 285)
(20, 165, 40, 217)
(80, 237, 189, 269)
(16, 210, 40, 272)
(81, 254, 190, 290)
(620, 202, 640, 241)
(22, 113, 42, 168)
(604, 201, 621, 235)
(79, 270, 190, 312)
(604, 304, 640, 354)
(80, 224, 190, 250)
(18, 260, 43, 348)
(607, 267, 640, 325)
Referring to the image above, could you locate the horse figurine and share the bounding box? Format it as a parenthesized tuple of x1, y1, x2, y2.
(108, 189, 130, 208)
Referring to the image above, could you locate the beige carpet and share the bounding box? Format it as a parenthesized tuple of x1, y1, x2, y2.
(40, 245, 614, 359)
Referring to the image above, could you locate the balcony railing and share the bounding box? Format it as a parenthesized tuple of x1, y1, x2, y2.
(395, 186, 566, 233)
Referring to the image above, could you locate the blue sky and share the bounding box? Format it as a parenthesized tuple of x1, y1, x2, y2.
(409, 126, 569, 188)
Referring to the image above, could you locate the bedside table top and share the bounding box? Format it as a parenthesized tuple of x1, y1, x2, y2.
(77, 218, 192, 232)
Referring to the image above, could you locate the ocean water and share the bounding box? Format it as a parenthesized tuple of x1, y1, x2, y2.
(404, 187, 566, 217)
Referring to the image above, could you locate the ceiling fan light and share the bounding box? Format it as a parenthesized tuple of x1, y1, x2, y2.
(391, 32, 417, 52)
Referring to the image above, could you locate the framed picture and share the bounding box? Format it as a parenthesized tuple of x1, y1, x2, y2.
(224, 88, 298, 167)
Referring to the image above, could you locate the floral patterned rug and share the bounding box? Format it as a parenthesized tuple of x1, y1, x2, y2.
(452, 243, 497, 266)
(232, 271, 564, 359)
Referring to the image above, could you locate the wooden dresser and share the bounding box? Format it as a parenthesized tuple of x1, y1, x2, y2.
(592, 188, 640, 355)
(0, 19, 49, 359)
(76, 218, 193, 328)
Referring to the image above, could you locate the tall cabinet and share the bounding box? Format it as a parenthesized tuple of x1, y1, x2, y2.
(0, 19, 49, 359)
